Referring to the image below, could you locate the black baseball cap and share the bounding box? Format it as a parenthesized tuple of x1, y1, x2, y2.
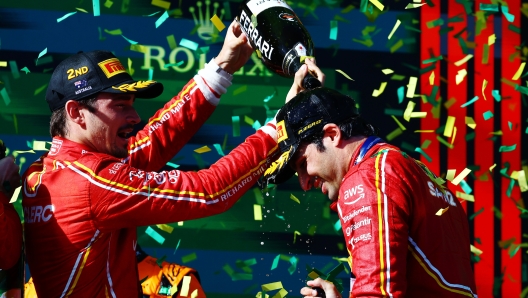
(264, 87, 359, 184)
(45, 50, 163, 111)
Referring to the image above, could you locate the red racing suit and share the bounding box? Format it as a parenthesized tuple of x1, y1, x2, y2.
(0, 192, 22, 269)
(336, 140, 477, 297)
(22, 61, 278, 297)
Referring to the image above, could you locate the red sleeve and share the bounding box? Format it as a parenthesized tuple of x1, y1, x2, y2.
(0, 194, 22, 269)
(80, 130, 277, 231)
(338, 150, 410, 297)
(126, 78, 216, 172)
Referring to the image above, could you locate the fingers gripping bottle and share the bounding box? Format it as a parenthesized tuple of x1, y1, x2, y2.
(238, 0, 321, 89)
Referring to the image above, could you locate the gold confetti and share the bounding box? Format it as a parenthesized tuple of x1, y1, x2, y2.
(156, 224, 174, 233)
(429, 71, 435, 85)
(435, 206, 449, 216)
(406, 76, 418, 98)
(194, 146, 211, 153)
(457, 191, 475, 202)
(0, 61, 7, 67)
(443, 116, 455, 137)
(456, 69, 467, 85)
(388, 19, 401, 40)
(512, 62, 526, 80)
(488, 34, 496, 46)
(335, 69, 354, 80)
(482, 79, 488, 101)
(414, 130, 434, 133)
(452, 168, 472, 185)
(470, 244, 483, 255)
(403, 101, 416, 121)
(489, 164, 497, 172)
(290, 194, 300, 204)
(446, 169, 457, 181)
(9, 186, 21, 203)
(254, 204, 263, 221)
(210, 14, 225, 32)
(180, 276, 191, 296)
(382, 69, 394, 75)
(517, 170, 528, 192)
(372, 82, 388, 97)
(369, 0, 384, 11)
(465, 117, 476, 129)
(410, 112, 427, 118)
(454, 54, 474, 66)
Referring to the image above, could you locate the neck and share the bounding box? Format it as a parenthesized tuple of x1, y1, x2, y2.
(343, 135, 368, 170)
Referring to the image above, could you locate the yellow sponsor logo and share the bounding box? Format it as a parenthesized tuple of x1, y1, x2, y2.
(66, 66, 89, 80)
(277, 120, 288, 143)
(98, 58, 126, 78)
(298, 119, 322, 135)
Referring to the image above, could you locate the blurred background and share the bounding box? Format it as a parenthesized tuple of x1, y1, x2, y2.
(0, 0, 526, 297)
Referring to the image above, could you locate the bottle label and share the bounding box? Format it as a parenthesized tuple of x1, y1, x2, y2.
(247, 0, 293, 16)
(239, 10, 275, 61)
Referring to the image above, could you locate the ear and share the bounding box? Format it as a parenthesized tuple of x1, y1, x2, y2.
(322, 123, 341, 145)
(64, 100, 86, 127)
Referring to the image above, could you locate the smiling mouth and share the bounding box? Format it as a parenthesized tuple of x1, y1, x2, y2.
(117, 129, 133, 139)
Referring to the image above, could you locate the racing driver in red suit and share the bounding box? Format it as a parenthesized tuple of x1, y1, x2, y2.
(264, 82, 477, 297)
(21, 21, 306, 297)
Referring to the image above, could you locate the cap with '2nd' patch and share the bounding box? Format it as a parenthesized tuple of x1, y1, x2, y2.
(45, 50, 163, 111)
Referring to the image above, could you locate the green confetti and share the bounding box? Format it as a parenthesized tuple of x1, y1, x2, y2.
(499, 144, 516, 152)
(0, 88, 11, 106)
(165, 162, 179, 168)
(426, 18, 444, 28)
(515, 85, 528, 96)
(308, 225, 317, 236)
(384, 109, 404, 116)
(121, 34, 138, 44)
(422, 55, 443, 64)
(57, 11, 77, 22)
(460, 180, 473, 194)
(492, 90, 501, 101)
(37, 48, 47, 61)
(508, 24, 521, 34)
(271, 254, 280, 270)
(470, 207, 484, 220)
(9, 61, 20, 79)
(34, 83, 48, 96)
(397, 86, 405, 103)
(482, 44, 489, 64)
(334, 219, 341, 231)
(483, 111, 494, 120)
(181, 252, 197, 263)
(233, 85, 247, 96)
(20, 67, 30, 74)
(179, 38, 198, 51)
(213, 144, 225, 156)
(232, 116, 240, 137)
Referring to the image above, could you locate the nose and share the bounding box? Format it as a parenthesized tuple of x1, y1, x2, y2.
(127, 109, 141, 125)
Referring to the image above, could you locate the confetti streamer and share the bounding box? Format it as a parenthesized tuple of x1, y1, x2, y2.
(293, 231, 301, 243)
(145, 226, 165, 244)
(37, 48, 47, 62)
(391, 115, 406, 131)
(121, 35, 138, 44)
(454, 54, 473, 66)
(254, 204, 262, 221)
(211, 14, 225, 32)
(335, 69, 354, 80)
(155, 11, 169, 28)
(415, 147, 432, 162)
(406, 77, 418, 98)
(290, 194, 300, 204)
(372, 82, 387, 97)
(93, 0, 100, 16)
(76, 7, 89, 13)
(435, 206, 449, 216)
(460, 96, 479, 108)
(57, 11, 77, 22)
(451, 168, 471, 185)
(512, 62, 526, 80)
(368, 0, 384, 11)
(388, 19, 401, 40)
(329, 20, 338, 40)
(233, 85, 247, 96)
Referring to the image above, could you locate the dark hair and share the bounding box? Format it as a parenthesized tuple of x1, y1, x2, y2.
(306, 115, 379, 152)
(49, 96, 98, 137)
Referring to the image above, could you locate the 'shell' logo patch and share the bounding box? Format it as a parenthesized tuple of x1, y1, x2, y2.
(98, 58, 126, 78)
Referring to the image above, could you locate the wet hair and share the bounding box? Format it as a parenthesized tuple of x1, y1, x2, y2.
(49, 96, 98, 137)
(304, 115, 379, 152)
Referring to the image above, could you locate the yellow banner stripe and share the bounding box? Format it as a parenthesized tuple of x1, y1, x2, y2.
(128, 136, 150, 151)
(67, 246, 93, 296)
(375, 153, 387, 296)
(408, 245, 474, 297)
(147, 81, 196, 126)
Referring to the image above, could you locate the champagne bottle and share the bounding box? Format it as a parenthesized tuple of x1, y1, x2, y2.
(238, 0, 321, 89)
